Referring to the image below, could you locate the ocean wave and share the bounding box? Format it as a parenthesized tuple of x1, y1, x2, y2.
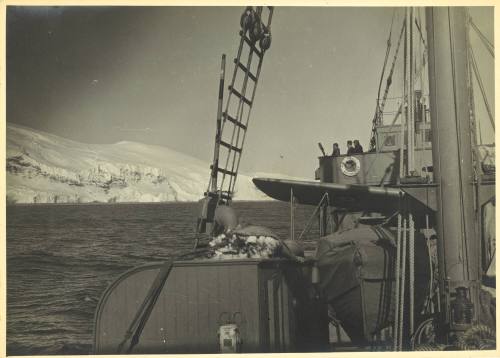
(7, 202, 305, 355)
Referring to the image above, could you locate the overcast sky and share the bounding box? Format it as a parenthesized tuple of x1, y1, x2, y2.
(7, 6, 494, 178)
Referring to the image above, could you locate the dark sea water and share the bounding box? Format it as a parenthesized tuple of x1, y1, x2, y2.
(7, 201, 317, 355)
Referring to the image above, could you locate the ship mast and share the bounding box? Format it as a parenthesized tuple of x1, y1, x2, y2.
(425, 7, 481, 337)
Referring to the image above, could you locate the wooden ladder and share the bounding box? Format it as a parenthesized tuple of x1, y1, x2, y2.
(196, 6, 274, 237)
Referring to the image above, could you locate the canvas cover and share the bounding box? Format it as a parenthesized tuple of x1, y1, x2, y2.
(316, 226, 430, 342)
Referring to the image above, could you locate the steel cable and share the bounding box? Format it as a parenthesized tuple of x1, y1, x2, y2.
(469, 18, 494, 58)
(469, 45, 495, 130)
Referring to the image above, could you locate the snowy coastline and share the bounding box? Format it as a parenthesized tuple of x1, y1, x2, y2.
(7, 124, 280, 204)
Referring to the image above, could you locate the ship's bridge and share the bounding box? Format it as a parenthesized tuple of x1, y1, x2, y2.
(315, 121, 433, 186)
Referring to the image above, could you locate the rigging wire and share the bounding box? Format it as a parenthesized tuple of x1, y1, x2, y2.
(371, 8, 429, 175)
(465, 10, 486, 284)
(416, 7, 429, 97)
(478, 116, 483, 144)
(469, 18, 494, 58)
(400, 9, 408, 179)
(448, 8, 471, 281)
(369, 8, 396, 152)
(369, 17, 406, 151)
(416, 7, 425, 173)
(465, 9, 482, 181)
(378, 20, 405, 117)
(407, 7, 415, 174)
(376, 8, 397, 109)
(297, 192, 330, 241)
(414, 14, 428, 50)
(469, 45, 495, 130)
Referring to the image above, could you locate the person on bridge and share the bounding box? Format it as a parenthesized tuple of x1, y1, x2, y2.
(331, 143, 340, 157)
(353, 140, 364, 154)
(346, 140, 355, 155)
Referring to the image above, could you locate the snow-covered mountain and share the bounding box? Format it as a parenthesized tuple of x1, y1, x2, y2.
(6, 124, 283, 204)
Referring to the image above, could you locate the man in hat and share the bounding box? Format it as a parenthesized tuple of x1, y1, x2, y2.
(353, 139, 364, 154)
(346, 140, 355, 155)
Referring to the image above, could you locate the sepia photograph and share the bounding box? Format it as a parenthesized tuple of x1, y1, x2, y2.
(5, 4, 496, 355)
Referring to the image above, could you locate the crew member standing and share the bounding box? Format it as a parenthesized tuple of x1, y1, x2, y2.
(332, 143, 340, 157)
(346, 140, 355, 155)
(353, 140, 363, 154)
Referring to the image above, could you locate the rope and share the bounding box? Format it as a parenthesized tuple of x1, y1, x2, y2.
(393, 212, 402, 351)
(411, 317, 435, 348)
(399, 215, 407, 350)
(422, 214, 435, 315)
(465, 18, 478, 142)
(408, 213, 415, 336)
(415, 343, 447, 351)
(457, 324, 496, 350)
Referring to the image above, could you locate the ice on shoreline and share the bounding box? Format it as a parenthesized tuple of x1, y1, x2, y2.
(6, 123, 273, 204)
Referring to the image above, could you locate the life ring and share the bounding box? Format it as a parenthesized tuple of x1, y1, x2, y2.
(340, 156, 361, 177)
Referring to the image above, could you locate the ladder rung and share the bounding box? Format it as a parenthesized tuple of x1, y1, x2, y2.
(241, 32, 263, 58)
(228, 86, 252, 106)
(220, 140, 242, 153)
(224, 112, 247, 130)
(233, 59, 257, 82)
(210, 165, 237, 177)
